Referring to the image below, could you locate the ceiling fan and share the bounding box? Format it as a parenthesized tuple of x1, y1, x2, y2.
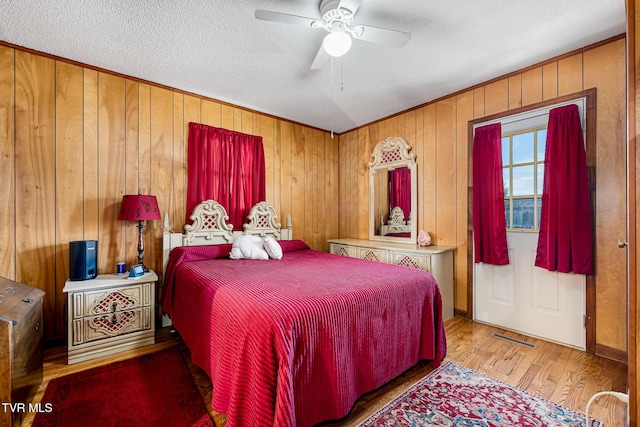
(255, 0, 412, 70)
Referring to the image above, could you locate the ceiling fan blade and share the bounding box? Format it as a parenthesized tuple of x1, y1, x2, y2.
(310, 45, 330, 70)
(255, 9, 320, 28)
(338, 0, 363, 14)
(353, 24, 411, 47)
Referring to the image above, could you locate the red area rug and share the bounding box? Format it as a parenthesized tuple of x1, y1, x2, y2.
(32, 347, 213, 427)
(359, 360, 602, 427)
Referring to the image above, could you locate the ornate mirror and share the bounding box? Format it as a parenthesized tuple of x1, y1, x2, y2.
(369, 137, 417, 243)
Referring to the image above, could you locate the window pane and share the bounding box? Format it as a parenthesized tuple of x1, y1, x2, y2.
(537, 164, 544, 195)
(512, 198, 535, 229)
(537, 129, 547, 161)
(512, 132, 534, 164)
(536, 197, 542, 229)
(503, 168, 510, 196)
(512, 165, 534, 196)
(502, 136, 509, 166)
(504, 199, 511, 229)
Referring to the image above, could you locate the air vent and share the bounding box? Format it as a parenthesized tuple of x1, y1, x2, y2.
(491, 333, 537, 349)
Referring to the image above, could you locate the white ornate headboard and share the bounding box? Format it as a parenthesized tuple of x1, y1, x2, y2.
(162, 200, 292, 276)
(183, 199, 234, 244)
(380, 206, 412, 235)
(243, 201, 283, 239)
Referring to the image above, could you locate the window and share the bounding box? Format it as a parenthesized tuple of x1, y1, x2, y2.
(474, 96, 586, 232)
(186, 123, 266, 230)
(502, 126, 546, 230)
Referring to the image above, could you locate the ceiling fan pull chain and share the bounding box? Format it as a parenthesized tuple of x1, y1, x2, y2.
(331, 55, 334, 100)
(331, 56, 335, 138)
(341, 57, 344, 93)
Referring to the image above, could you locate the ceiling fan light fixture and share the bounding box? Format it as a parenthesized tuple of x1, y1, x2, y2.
(323, 31, 352, 57)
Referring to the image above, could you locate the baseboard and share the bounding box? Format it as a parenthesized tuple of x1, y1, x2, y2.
(595, 343, 628, 364)
(454, 308, 468, 319)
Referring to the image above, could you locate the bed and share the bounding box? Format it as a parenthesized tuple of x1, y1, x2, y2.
(161, 200, 447, 427)
(380, 206, 412, 237)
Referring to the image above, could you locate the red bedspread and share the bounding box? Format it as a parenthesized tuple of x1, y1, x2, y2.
(162, 240, 446, 427)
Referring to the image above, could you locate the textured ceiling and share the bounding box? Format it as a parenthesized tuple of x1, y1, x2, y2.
(0, 0, 627, 133)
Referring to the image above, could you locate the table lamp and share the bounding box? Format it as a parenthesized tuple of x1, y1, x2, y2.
(119, 194, 161, 272)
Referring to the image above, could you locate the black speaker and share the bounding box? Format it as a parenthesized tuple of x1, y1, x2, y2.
(69, 240, 98, 281)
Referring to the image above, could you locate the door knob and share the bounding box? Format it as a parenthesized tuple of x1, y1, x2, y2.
(618, 239, 628, 248)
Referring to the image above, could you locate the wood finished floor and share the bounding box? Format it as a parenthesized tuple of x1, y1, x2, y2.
(21, 317, 628, 426)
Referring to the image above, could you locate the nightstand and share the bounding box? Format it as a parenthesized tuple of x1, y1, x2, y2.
(63, 271, 157, 364)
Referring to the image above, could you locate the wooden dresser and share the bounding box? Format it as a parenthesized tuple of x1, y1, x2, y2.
(0, 277, 45, 427)
(328, 239, 455, 320)
(63, 271, 157, 364)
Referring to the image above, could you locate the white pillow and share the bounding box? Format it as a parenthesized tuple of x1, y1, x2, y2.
(229, 235, 269, 260)
(263, 236, 283, 260)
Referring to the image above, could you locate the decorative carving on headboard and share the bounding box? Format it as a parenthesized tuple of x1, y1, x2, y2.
(243, 201, 281, 239)
(183, 200, 234, 244)
(388, 206, 407, 230)
(380, 206, 412, 236)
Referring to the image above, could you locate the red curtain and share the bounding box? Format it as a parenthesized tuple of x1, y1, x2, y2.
(389, 167, 411, 222)
(473, 123, 510, 265)
(186, 122, 266, 230)
(535, 104, 593, 274)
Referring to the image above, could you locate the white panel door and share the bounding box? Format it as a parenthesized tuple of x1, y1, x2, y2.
(474, 232, 586, 349)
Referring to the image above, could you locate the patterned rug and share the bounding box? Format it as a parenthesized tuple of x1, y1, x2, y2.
(358, 360, 601, 427)
(31, 347, 213, 427)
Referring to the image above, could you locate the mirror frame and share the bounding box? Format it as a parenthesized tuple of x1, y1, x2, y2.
(369, 137, 417, 243)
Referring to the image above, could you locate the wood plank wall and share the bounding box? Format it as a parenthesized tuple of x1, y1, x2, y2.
(0, 38, 627, 354)
(0, 44, 339, 342)
(338, 38, 628, 355)
(628, 0, 638, 423)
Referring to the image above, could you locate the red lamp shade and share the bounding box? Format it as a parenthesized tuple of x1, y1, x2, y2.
(119, 194, 161, 272)
(119, 195, 161, 221)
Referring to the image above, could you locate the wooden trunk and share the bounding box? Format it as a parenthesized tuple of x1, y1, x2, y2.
(0, 277, 45, 427)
